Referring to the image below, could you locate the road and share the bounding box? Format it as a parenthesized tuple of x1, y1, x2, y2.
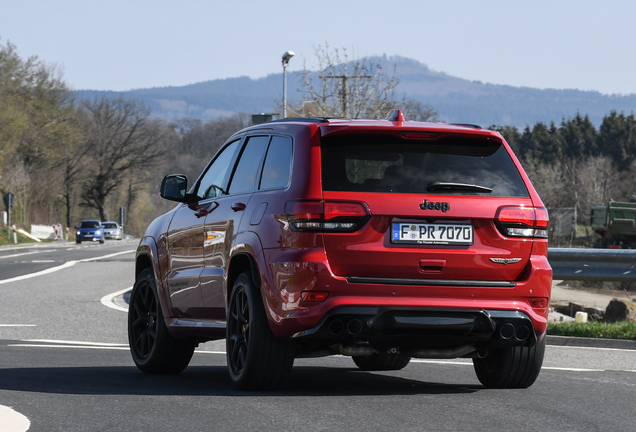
(0, 240, 635, 431)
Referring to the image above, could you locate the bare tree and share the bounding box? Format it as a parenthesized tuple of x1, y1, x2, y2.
(298, 45, 401, 119)
(79, 96, 173, 221)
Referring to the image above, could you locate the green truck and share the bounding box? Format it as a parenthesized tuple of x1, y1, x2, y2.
(591, 201, 636, 248)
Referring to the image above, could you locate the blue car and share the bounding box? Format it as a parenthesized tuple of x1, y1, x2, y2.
(75, 220, 104, 244)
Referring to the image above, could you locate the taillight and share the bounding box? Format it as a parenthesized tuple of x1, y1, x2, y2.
(495, 206, 549, 238)
(285, 200, 370, 232)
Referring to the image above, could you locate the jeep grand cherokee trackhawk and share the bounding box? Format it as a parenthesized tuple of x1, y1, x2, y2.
(128, 111, 552, 390)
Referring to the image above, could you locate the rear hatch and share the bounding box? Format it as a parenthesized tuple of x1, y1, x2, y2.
(318, 128, 547, 283)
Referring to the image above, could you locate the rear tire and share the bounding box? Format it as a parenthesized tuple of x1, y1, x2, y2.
(226, 272, 294, 390)
(473, 337, 546, 388)
(352, 353, 411, 371)
(128, 268, 195, 373)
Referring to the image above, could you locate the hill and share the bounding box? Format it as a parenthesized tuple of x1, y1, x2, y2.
(76, 56, 636, 128)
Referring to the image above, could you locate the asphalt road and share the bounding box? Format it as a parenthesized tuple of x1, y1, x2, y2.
(0, 240, 635, 432)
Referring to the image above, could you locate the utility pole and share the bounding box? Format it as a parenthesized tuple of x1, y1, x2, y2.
(282, 51, 295, 118)
(3, 193, 14, 241)
(321, 74, 372, 118)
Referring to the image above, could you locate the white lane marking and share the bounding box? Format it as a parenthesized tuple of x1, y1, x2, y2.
(0, 250, 135, 285)
(543, 366, 604, 372)
(10, 344, 129, 351)
(0, 251, 42, 259)
(100, 287, 131, 312)
(0, 325, 36, 327)
(0, 405, 30, 432)
(551, 344, 636, 353)
(0, 261, 76, 285)
(9, 339, 129, 351)
(25, 339, 127, 347)
(412, 358, 608, 373)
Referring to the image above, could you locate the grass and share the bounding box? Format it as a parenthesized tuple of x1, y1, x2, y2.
(0, 228, 58, 246)
(548, 320, 636, 340)
(0, 228, 32, 246)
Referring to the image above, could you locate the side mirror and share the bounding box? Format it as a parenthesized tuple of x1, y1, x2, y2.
(160, 174, 190, 203)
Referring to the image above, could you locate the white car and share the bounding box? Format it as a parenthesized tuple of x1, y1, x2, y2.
(102, 221, 123, 240)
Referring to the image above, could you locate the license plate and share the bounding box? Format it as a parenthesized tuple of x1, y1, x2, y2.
(391, 223, 473, 245)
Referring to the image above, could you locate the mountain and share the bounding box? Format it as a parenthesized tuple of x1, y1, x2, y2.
(75, 56, 636, 128)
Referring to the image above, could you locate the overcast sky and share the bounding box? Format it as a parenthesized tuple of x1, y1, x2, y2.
(2, 1, 636, 95)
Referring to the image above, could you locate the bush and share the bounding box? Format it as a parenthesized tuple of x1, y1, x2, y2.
(547, 320, 636, 339)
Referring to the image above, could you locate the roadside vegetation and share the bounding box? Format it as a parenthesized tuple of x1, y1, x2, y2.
(0, 228, 48, 246)
(2, 39, 636, 246)
(548, 320, 636, 340)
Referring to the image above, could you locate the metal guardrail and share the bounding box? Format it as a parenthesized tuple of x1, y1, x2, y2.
(548, 247, 636, 281)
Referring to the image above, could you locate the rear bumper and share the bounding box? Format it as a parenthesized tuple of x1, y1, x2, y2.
(264, 252, 551, 350)
(291, 306, 537, 358)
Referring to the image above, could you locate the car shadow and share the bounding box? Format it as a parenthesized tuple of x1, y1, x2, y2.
(0, 364, 482, 397)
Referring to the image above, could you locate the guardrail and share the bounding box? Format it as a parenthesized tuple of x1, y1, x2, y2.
(548, 248, 636, 281)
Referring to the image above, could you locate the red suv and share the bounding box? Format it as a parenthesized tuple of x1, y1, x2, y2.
(128, 111, 552, 390)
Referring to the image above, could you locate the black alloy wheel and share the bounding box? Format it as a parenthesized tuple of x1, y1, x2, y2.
(128, 268, 195, 373)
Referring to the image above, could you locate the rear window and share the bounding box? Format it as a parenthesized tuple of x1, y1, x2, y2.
(321, 135, 529, 197)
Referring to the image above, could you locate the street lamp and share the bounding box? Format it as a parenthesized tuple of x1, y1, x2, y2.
(282, 50, 295, 118)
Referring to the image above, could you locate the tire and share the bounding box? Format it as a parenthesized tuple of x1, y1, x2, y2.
(352, 353, 411, 371)
(76, 240, 81, 244)
(128, 268, 195, 373)
(473, 337, 546, 388)
(99, 239, 104, 244)
(226, 272, 294, 390)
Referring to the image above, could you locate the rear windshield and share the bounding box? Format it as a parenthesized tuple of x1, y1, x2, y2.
(321, 134, 529, 197)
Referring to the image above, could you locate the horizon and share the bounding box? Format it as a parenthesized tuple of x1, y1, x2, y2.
(2, 1, 636, 96)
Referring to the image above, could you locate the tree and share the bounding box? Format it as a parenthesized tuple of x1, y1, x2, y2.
(79, 96, 173, 221)
(402, 99, 437, 122)
(0, 39, 80, 226)
(298, 45, 402, 119)
(560, 113, 598, 157)
(597, 111, 636, 171)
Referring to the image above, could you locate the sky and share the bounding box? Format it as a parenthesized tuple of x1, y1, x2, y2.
(2, 1, 636, 95)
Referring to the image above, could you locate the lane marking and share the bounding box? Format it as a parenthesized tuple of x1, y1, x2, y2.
(9, 339, 129, 351)
(0, 250, 135, 285)
(0, 324, 36, 327)
(0, 251, 44, 259)
(0, 405, 30, 432)
(10, 344, 129, 351)
(25, 339, 128, 346)
(543, 366, 604, 372)
(5, 340, 635, 374)
(100, 287, 131, 312)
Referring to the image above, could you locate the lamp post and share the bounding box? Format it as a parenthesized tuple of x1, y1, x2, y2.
(282, 50, 295, 118)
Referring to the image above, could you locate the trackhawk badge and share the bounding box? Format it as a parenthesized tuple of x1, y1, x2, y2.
(490, 258, 523, 265)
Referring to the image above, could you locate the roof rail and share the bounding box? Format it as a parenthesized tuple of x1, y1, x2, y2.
(265, 117, 332, 124)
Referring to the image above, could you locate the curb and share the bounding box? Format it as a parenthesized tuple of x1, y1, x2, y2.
(547, 335, 636, 350)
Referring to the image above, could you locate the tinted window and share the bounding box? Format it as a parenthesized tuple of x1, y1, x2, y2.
(260, 136, 292, 190)
(229, 136, 270, 195)
(79, 221, 100, 228)
(321, 135, 529, 197)
(196, 140, 241, 200)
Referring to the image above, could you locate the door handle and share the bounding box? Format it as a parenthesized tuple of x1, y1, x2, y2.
(194, 202, 218, 218)
(419, 259, 446, 273)
(231, 202, 247, 212)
